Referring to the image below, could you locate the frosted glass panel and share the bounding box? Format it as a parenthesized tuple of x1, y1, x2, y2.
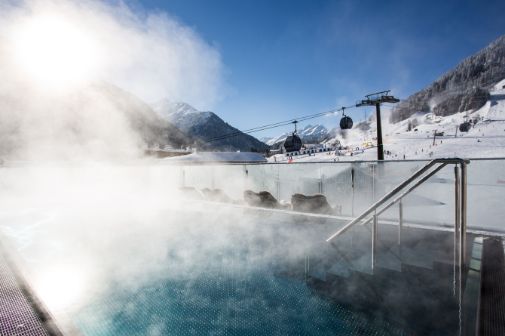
(177, 159, 505, 233)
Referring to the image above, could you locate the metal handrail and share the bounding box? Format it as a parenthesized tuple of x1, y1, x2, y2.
(325, 157, 469, 316)
(326, 158, 468, 242)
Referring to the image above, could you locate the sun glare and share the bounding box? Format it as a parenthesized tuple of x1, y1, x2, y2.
(34, 265, 89, 312)
(10, 15, 101, 90)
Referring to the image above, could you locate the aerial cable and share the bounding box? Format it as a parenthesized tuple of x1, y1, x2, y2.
(206, 104, 356, 143)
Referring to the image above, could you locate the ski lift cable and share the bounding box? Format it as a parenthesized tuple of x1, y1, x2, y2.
(207, 105, 355, 142)
(206, 111, 335, 142)
(206, 104, 357, 143)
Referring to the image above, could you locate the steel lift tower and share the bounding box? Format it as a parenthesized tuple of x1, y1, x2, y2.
(356, 90, 400, 160)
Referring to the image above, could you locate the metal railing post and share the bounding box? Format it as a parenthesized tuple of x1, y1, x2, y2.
(454, 165, 461, 296)
(351, 166, 355, 217)
(453, 162, 467, 331)
(398, 199, 403, 245)
(372, 213, 378, 271)
(460, 162, 467, 266)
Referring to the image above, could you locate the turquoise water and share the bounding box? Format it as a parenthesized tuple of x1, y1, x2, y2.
(74, 269, 405, 335)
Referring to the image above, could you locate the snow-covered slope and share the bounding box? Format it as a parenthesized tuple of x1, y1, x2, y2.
(269, 81, 505, 163)
(392, 34, 505, 122)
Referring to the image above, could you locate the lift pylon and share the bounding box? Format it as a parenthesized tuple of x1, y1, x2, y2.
(356, 90, 400, 160)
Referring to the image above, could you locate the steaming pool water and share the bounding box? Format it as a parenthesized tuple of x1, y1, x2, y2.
(2, 202, 405, 336)
(72, 259, 403, 336)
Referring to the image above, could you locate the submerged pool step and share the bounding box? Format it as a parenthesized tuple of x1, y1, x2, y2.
(307, 229, 482, 335)
(376, 244, 402, 272)
(318, 226, 471, 284)
(380, 226, 459, 271)
(325, 262, 352, 278)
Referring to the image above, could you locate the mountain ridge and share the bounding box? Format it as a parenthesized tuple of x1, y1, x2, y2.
(391, 34, 505, 122)
(265, 124, 330, 147)
(152, 100, 269, 152)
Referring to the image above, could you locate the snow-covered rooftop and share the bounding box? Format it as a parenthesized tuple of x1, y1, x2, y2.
(163, 151, 267, 163)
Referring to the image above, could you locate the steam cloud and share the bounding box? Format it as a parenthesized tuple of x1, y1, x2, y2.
(0, 1, 323, 331)
(0, 0, 224, 160)
(0, 1, 364, 334)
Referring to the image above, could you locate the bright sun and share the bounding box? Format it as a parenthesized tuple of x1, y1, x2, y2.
(10, 15, 101, 89)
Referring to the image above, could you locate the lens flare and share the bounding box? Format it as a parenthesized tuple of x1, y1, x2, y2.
(9, 15, 101, 90)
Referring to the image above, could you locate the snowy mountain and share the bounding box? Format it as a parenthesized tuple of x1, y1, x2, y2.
(0, 82, 196, 160)
(266, 124, 330, 147)
(152, 100, 269, 152)
(392, 34, 505, 122)
(269, 79, 505, 162)
(95, 84, 195, 149)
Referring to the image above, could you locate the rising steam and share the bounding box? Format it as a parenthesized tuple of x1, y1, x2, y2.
(0, 1, 333, 333)
(0, 0, 223, 160)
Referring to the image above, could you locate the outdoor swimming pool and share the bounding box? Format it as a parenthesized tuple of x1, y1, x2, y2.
(1, 203, 480, 336)
(1, 160, 502, 335)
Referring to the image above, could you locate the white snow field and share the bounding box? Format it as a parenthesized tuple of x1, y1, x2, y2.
(269, 81, 505, 163)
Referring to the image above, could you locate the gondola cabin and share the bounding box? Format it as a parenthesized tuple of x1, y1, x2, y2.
(283, 134, 303, 153)
(459, 121, 471, 132)
(340, 116, 353, 130)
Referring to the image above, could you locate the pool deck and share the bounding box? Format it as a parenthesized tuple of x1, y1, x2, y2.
(0, 247, 60, 336)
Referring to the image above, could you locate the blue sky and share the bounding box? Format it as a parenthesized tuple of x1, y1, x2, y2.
(136, 0, 505, 136)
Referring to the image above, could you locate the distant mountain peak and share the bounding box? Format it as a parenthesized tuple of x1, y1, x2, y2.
(267, 124, 329, 146)
(151, 100, 268, 152)
(153, 100, 199, 116)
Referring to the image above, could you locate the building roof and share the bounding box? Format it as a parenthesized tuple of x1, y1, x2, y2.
(162, 152, 267, 163)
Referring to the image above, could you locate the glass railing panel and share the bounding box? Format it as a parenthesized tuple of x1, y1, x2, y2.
(316, 163, 354, 216)
(318, 162, 374, 217)
(206, 164, 250, 200)
(325, 219, 374, 276)
(176, 158, 505, 233)
(384, 165, 455, 228)
(271, 163, 330, 204)
(375, 215, 403, 272)
(244, 163, 280, 199)
(466, 158, 505, 232)
(179, 164, 253, 202)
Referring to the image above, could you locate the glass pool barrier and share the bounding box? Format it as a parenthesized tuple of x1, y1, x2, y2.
(177, 158, 505, 234)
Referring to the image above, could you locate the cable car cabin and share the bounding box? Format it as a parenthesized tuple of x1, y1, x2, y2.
(340, 116, 354, 130)
(459, 122, 471, 132)
(283, 134, 302, 153)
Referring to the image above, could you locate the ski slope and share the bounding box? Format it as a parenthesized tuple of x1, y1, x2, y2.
(269, 81, 505, 163)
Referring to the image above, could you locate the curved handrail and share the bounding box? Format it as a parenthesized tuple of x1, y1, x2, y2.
(326, 158, 468, 242)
